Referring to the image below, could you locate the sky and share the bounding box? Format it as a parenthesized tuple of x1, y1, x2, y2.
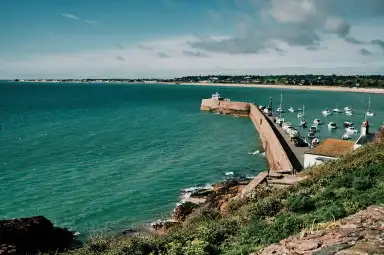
(1, 0, 384, 79)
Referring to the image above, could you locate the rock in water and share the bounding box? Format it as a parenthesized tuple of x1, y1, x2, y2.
(0, 216, 75, 254)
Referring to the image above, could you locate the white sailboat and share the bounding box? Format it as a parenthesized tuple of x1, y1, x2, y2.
(345, 110, 354, 116)
(276, 93, 284, 113)
(328, 122, 337, 129)
(366, 97, 375, 117)
(342, 133, 350, 140)
(297, 105, 305, 118)
(346, 126, 358, 134)
(299, 105, 307, 128)
(322, 108, 332, 116)
(333, 106, 342, 113)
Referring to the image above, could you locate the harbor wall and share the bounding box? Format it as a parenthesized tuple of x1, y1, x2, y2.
(200, 99, 250, 116)
(249, 104, 293, 172)
(201, 99, 298, 172)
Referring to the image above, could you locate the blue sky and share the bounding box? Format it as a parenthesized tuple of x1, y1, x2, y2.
(1, 0, 384, 78)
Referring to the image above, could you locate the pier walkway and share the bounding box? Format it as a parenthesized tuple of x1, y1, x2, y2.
(267, 116, 308, 169)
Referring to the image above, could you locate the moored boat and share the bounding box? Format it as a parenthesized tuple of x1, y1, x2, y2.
(275, 116, 284, 125)
(313, 119, 322, 125)
(299, 119, 307, 128)
(322, 108, 332, 116)
(346, 126, 358, 134)
(309, 125, 317, 133)
(333, 107, 342, 113)
(276, 93, 284, 113)
(366, 97, 374, 116)
(288, 107, 295, 113)
(297, 104, 305, 118)
(328, 122, 337, 129)
(345, 110, 354, 116)
(308, 131, 316, 140)
(342, 133, 350, 140)
(366, 111, 374, 117)
(282, 122, 292, 131)
(312, 137, 320, 147)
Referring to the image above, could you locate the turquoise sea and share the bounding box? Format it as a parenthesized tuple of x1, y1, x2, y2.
(0, 82, 383, 237)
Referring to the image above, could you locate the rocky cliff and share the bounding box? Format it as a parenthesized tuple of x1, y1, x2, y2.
(0, 216, 75, 254)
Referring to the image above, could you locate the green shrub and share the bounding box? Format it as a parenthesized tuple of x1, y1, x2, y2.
(86, 238, 109, 253)
(287, 194, 315, 213)
(352, 176, 374, 190)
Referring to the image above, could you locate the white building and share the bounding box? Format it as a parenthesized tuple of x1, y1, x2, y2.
(354, 120, 375, 150)
(304, 138, 355, 168)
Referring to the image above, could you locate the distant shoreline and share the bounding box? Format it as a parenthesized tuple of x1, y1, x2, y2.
(160, 82, 384, 94)
(9, 80, 384, 94)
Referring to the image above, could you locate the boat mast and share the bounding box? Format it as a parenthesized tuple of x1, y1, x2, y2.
(280, 93, 283, 109)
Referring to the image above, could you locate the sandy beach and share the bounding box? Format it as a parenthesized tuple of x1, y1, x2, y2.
(160, 82, 384, 94)
(13, 80, 384, 94)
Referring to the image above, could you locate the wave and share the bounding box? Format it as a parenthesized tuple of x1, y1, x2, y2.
(248, 150, 260, 155)
(180, 184, 213, 203)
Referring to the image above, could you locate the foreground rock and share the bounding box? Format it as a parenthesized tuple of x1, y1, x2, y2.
(0, 216, 75, 254)
(150, 220, 181, 235)
(257, 205, 384, 255)
(173, 202, 200, 221)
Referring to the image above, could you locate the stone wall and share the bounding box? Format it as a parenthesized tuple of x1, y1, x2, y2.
(249, 104, 293, 172)
(200, 99, 294, 172)
(200, 99, 250, 116)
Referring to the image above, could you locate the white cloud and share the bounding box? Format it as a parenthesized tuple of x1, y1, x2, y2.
(61, 14, 99, 26)
(263, 0, 316, 23)
(61, 13, 79, 20)
(1, 31, 383, 79)
(84, 20, 99, 26)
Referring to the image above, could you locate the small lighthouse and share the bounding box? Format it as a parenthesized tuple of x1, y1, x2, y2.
(354, 119, 375, 150)
(361, 119, 369, 136)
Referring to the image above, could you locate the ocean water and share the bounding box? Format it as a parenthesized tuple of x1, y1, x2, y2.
(0, 82, 264, 236)
(0, 82, 383, 237)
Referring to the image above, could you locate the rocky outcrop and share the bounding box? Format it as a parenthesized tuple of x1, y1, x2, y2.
(203, 179, 250, 216)
(173, 202, 200, 221)
(0, 216, 75, 254)
(257, 205, 384, 255)
(151, 220, 181, 235)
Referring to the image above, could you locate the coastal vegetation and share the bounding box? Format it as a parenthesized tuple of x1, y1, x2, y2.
(63, 127, 384, 255)
(13, 74, 384, 88)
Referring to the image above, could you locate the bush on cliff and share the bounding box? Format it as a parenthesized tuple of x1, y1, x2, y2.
(63, 136, 384, 255)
